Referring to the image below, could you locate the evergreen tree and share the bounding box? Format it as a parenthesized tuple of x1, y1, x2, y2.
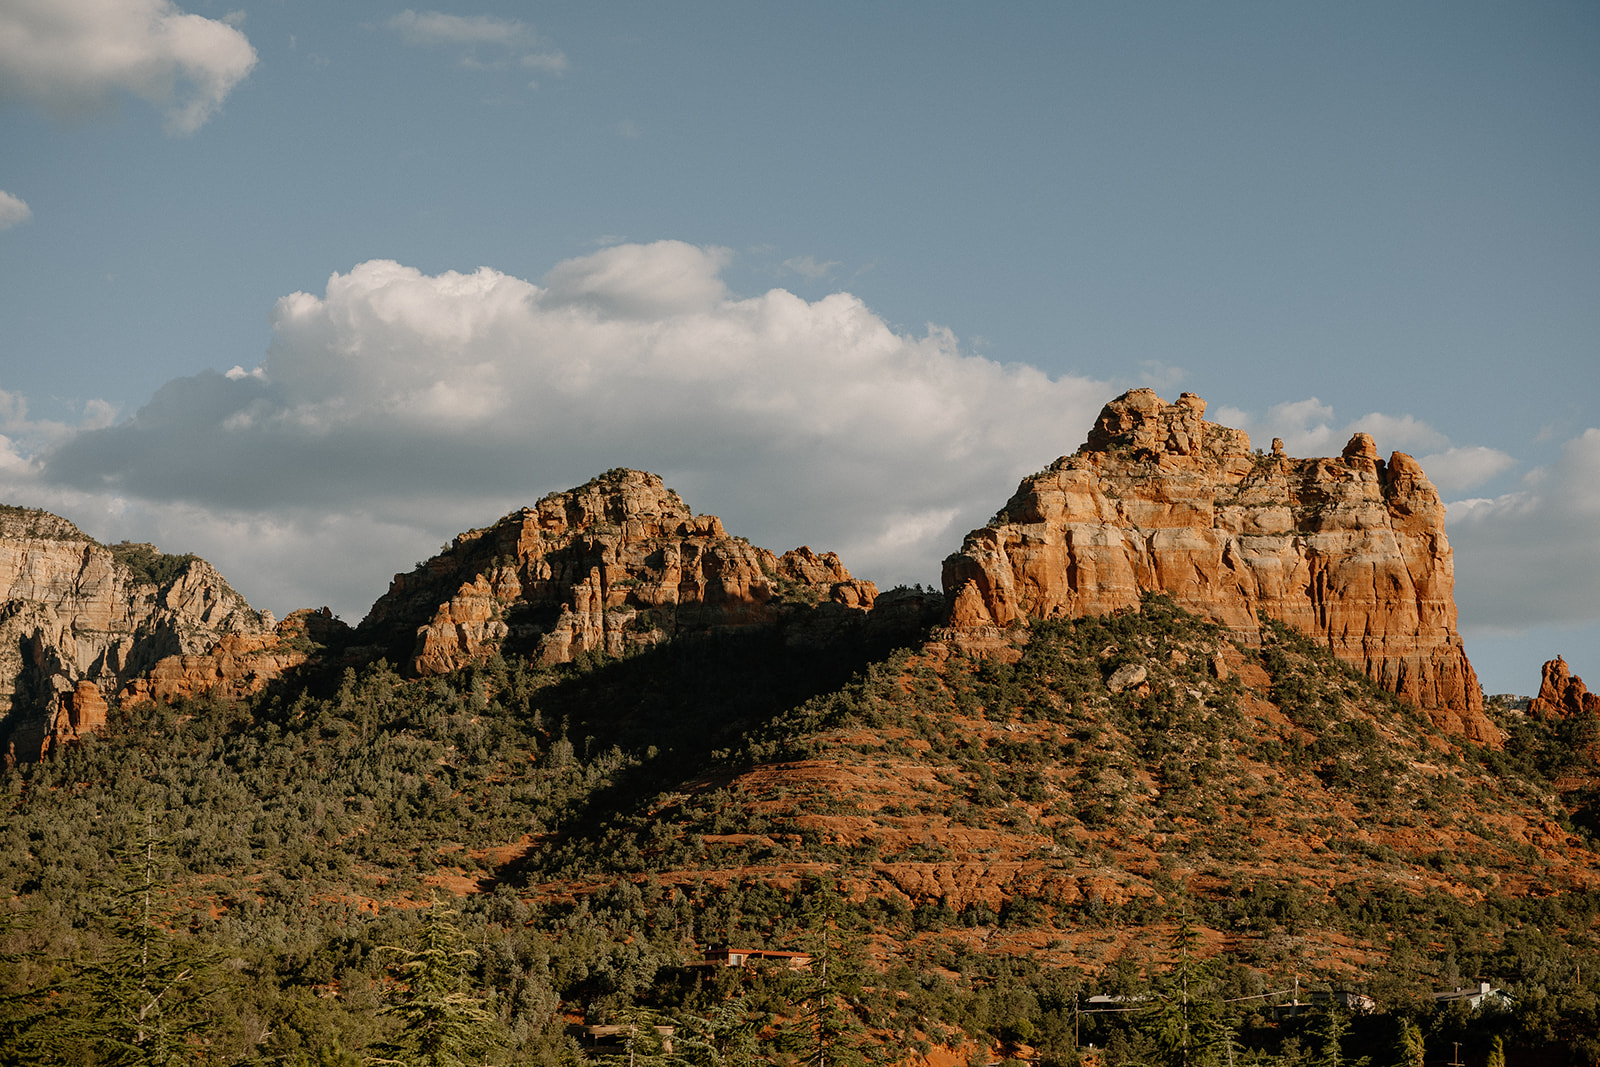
(1393, 1019, 1424, 1067)
(370, 900, 505, 1067)
(674, 994, 766, 1067)
(0, 908, 58, 1065)
(1312, 1005, 1349, 1067)
(1139, 915, 1218, 1067)
(1197, 1013, 1243, 1067)
(772, 894, 873, 1067)
(47, 816, 216, 1066)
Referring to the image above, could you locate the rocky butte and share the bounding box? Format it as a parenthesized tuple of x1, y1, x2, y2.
(353, 468, 885, 676)
(942, 388, 1491, 741)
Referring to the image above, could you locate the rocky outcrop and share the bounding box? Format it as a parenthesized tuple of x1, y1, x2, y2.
(1531, 657, 1600, 720)
(943, 389, 1488, 739)
(119, 608, 350, 708)
(357, 469, 880, 674)
(0, 506, 274, 758)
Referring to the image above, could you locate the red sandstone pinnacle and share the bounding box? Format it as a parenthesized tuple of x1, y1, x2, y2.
(1530, 656, 1600, 720)
(943, 388, 1491, 741)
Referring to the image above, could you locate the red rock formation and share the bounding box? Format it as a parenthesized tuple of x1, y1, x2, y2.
(1530, 657, 1600, 719)
(359, 469, 879, 675)
(120, 608, 350, 707)
(44, 679, 109, 754)
(943, 389, 1488, 739)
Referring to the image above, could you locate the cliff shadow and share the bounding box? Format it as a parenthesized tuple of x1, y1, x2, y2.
(484, 597, 943, 889)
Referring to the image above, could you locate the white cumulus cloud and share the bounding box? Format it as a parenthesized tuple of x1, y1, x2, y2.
(388, 10, 567, 74)
(0, 190, 31, 229)
(1418, 445, 1517, 493)
(18, 243, 1112, 620)
(1346, 412, 1450, 454)
(0, 0, 257, 134)
(1448, 428, 1600, 633)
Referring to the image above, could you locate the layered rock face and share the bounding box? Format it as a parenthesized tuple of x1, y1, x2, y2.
(1530, 657, 1600, 720)
(943, 389, 1487, 738)
(357, 469, 879, 675)
(0, 506, 274, 759)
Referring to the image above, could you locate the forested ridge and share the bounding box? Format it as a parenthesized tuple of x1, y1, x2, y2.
(3, 596, 1599, 1065)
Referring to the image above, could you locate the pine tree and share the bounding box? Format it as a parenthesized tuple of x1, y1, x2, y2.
(0, 907, 59, 1065)
(1312, 1005, 1349, 1067)
(370, 900, 505, 1067)
(1198, 1013, 1243, 1067)
(674, 994, 765, 1067)
(22, 815, 219, 1067)
(1140, 914, 1217, 1067)
(1394, 1019, 1425, 1067)
(771, 890, 872, 1067)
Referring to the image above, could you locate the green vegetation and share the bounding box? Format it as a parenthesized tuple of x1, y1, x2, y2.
(108, 542, 200, 589)
(0, 505, 90, 542)
(1, 595, 1598, 1064)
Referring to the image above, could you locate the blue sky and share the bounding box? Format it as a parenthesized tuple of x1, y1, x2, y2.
(0, 1, 1596, 695)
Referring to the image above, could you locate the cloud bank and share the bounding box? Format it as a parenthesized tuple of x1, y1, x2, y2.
(1448, 429, 1600, 634)
(0, 0, 257, 134)
(2, 241, 1589, 642)
(15, 242, 1110, 617)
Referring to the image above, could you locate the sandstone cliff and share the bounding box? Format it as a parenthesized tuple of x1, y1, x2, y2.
(356, 469, 881, 675)
(0, 505, 274, 759)
(942, 389, 1488, 740)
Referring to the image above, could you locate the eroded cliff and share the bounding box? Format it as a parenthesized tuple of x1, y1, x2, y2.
(0, 505, 274, 759)
(942, 389, 1488, 740)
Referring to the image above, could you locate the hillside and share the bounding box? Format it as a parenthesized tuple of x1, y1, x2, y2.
(2, 599, 1597, 1064)
(2, 392, 1599, 1065)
